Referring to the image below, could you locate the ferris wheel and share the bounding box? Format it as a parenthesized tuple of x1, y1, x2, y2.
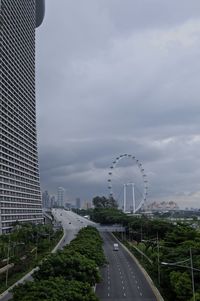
(108, 154, 148, 213)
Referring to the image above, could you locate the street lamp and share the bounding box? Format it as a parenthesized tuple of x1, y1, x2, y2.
(161, 248, 200, 301)
(141, 233, 160, 285)
(5, 239, 25, 287)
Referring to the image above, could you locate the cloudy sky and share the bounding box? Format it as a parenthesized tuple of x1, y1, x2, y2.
(36, 0, 200, 208)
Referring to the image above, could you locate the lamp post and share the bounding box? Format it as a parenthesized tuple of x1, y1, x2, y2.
(141, 234, 160, 285)
(5, 236, 11, 287)
(5, 239, 25, 287)
(157, 233, 160, 285)
(161, 249, 200, 301)
(190, 247, 195, 301)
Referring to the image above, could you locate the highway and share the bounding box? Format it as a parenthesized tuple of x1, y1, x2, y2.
(96, 232, 157, 301)
(0, 210, 158, 301)
(52, 208, 97, 248)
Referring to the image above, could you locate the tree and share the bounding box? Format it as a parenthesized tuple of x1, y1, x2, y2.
(66, 226, 106, 266)
(170, 271, 192, 301)
(93, 196, 118, 209)
(91, 207, 127, 224)
(33, 250, 100, 285)
(12, 277, 99, 301)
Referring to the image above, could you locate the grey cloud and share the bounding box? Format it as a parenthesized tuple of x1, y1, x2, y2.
(36, 1, 200, 207)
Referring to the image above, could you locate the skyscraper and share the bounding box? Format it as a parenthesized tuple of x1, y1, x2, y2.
(0, 0, 45, 234)
(42, 190, 50, 208)
(57, 187, 65, 208)
(76, 198, 81, 209)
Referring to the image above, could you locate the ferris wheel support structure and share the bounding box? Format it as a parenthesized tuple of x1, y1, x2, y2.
(123, 183, 136, 213)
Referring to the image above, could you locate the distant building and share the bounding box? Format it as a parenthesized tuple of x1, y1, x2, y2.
(76, 198, 81, 209)
(143, 201, 179, 212)
(42, 191, 50, 208)
(82, 201, 92, 210)
(65, 202, 72, 210)
(50, 196, 56, 208)
(57, 187, 65, 207)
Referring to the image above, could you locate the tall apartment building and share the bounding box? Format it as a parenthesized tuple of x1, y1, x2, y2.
(57, 187, 65, 208)
(0, 0, 45, 234)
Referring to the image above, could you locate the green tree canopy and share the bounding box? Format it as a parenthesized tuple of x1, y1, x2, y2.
(66, 226, 106, 266)
(170, 271, 192, 301)
(12, 277, 99, 301)
(33, 249, 100, 285)
(93, 196, 118, 209)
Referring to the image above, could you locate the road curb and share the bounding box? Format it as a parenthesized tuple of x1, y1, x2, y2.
(112, 234, 164, 301)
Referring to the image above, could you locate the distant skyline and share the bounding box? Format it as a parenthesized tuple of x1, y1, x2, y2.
(36, 1, 200, 208)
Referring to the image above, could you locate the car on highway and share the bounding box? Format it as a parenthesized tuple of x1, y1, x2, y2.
(113, 243, 119, 251)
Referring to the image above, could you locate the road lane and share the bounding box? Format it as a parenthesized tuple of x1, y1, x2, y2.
(96, 232, 157, 301)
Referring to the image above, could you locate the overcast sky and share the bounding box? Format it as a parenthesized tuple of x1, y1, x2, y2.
(36, 0, 200, 208)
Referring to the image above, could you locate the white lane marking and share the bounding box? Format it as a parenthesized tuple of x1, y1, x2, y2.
(140, 292, 143, 296)
(137, 286, 140, 289)
(124, 293, 126, 296)
(123, 286, 125, 290)
(108, 286, 110, 290)
(108, 293, 110, 297)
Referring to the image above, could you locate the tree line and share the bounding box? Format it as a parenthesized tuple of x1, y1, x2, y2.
(12, 226, 106, 301)
(0, 223, 62, 293)
(80, 196, 200, 301)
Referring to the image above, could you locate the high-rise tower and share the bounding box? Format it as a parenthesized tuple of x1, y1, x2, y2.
(0, 0, 45, 234)
(57, 187, 65, 208)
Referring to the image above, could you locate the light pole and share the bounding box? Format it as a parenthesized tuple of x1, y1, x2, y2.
(141, 235, 160, 285)
(161, 249, 200, 301)
(5, 239, 25, 287)
(190, 247, 195, 301)
(5, 236, 11, 287)
(157, 233, 160, 285)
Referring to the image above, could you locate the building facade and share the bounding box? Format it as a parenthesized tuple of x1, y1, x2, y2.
(57, 187, 65, 208)
(42, 190, 50, 208)
(76, 198, 81, 209)
(0, 0, 45, 234)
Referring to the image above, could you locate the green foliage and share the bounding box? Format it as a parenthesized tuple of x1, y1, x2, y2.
(129, 217, 174, 241)
(91, 208, 128, 225)
(12, 277, 99, 301)
(170, 271, 192, 301)
(66, 226, 106, 266)
(93, 196, 118, 209)
(0, 223, 62, 294)
(33, 249, 100, 285)
(12, 226, 104, 301)
(165, 223, 199, 246)
(189, 293, 200, 301)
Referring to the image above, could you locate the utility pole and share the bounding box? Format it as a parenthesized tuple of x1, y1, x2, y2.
(5, 235, 11, 287)
(190, 247, 195, 301)
(157, 232, 160, 285)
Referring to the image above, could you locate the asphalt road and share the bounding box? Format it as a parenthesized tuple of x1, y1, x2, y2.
(96, 232, 157, 301)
